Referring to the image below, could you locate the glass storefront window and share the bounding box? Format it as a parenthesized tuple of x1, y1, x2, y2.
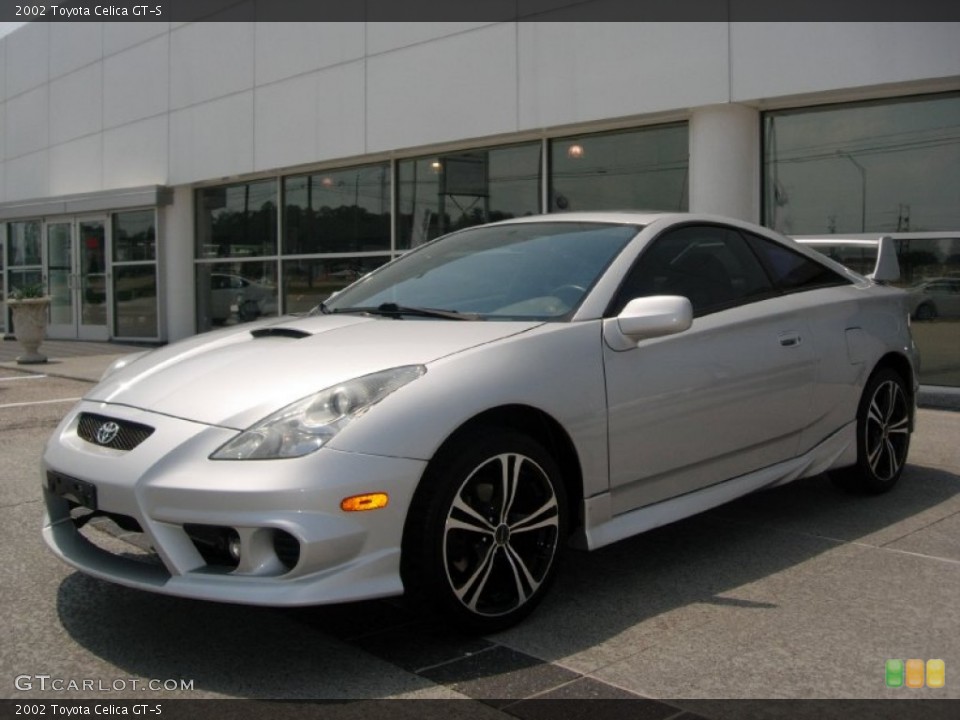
(113, 209, 159, 339)
(282, 256, 391, 314)
(550, 124, 689, 213)
(397, 143, 542, 249)
(7, 221, 42, 267)
(763, 94, 960, 235)
(114, 209, 156, 262)
(284, 165, 390, 255)
(196, 180, 278, 258)
(196, 261, 278, 333)
(114, 265, 159, 338)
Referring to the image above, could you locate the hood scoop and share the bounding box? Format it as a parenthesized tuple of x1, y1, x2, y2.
(250, 327, 311, 340)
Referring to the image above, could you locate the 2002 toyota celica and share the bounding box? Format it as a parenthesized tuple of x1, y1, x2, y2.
(42, 212, 918, 632)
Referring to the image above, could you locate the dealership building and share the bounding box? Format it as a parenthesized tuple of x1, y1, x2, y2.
(0, 20, 958, 384)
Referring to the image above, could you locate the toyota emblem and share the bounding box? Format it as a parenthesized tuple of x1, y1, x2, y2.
(95, 421, 121, 445)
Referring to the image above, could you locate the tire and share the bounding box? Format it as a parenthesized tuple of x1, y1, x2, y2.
(915, 303, 936, 321)
(402, 429, 568, 634)
(831, 367, 911, 494)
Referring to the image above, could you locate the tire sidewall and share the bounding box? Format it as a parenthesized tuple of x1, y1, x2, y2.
(403, 429, 568, 633)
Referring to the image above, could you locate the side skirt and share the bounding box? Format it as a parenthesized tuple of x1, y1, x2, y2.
(574, 421, 856, 551)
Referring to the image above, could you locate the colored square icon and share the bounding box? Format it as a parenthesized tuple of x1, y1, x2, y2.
(926, 659, 945, 689)
(906, 659, 925, 688)
(885, 659, 904, 687)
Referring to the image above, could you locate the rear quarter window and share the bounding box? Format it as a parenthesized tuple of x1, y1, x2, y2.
(743, 232, 851, 293)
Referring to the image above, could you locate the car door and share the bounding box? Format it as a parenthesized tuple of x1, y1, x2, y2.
(603, 225, 819, 511)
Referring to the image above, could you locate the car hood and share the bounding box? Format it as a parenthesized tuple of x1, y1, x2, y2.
(89, 314, 540, 429)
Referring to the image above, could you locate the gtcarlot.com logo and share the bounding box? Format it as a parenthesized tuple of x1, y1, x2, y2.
(885, 659, 945, 689)
(14, 676, 195, 692)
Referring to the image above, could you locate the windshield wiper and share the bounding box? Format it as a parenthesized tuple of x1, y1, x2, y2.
(332, 303, 484, 321)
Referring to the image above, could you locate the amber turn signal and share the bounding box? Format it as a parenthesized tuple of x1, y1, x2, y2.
(340, 493, 389, 512)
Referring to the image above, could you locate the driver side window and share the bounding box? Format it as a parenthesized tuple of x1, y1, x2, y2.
(610, 225, 774, 317)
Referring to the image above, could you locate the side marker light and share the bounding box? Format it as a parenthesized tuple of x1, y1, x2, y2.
(341, 493, 389, 512)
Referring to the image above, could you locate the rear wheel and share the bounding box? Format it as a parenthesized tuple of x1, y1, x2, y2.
(831, 367, 911, 494)
(402, 430, 567, 633)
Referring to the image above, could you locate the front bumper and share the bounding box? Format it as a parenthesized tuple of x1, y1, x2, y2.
(42, 400, 427, 606)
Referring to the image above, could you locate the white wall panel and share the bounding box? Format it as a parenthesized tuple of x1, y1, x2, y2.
(49, 135, 102, 196)
(50, 22, 103, 79)
(731, 23, 960, 102)
(5, 87, 48, 159)
(170, 92, 254, 184)
(0, 38, 6, 103)
(4, 151, 48, 201)
(316, 61, 366, 162)
(104, 21, 169, 57)
(103, 35, 168, 129)
(366, 22, 500, 55)
(5, 22, 49, 99)
(254, 71, 318, 170)
(104, 115, 168, 190)
(518, 22, 728, 129)
(170, 22, 254, 110)
(367, 24, 517, 152)
(50, 63, 103, 146)
(254, 22, 364, 86)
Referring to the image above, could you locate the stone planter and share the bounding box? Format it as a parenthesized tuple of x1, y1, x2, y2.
(7, 297, 51, 364)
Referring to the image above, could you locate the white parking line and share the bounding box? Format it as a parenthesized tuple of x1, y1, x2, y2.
(0, 375, 48, 382)
(0, 397, 81, 409)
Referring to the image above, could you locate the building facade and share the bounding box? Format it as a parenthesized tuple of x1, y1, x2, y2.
(1, 21, 958, 384)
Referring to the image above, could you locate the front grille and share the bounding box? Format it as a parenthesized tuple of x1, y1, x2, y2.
(77, 413, 154, 451)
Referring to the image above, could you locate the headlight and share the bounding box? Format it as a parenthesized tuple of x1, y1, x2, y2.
(211, 365, 426, 460)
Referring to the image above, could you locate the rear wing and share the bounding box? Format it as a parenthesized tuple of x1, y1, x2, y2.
(793, 235, 900, 283)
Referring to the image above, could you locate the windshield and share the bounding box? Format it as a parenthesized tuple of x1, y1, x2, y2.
(324, 222, 640, 320)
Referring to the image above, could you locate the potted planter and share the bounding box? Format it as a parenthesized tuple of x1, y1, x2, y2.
(7, 284, 51, 364)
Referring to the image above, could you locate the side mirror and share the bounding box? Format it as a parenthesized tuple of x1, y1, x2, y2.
(604, 295, 693, 350)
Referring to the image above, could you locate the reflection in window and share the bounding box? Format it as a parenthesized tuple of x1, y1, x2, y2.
(764, 94, 960, 234)
(284, 165, 390, 255)
(7, 221, 42, 267)
(114, 209, 156, 262)
(282, 256, 391, 314)
(196, 180, 278, 258)
(113, 210, 159, 338)
(397, 143, 542, 249)
(114, 266, 158, 338)
(196, 262, 278, 332)
(550, 125, 689, 213)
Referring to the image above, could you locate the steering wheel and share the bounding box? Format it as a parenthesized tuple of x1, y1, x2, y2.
(549, 284, 587, 307)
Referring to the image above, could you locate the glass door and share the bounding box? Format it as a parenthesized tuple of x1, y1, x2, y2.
(46, 222, 75, 337)
(77, 218, 109, 340)
(44, 217, 110, 341)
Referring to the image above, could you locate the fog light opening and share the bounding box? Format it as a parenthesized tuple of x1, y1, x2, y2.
(272, 529, 301, 571)
(227, 530, 242, 562)
(340, 492, 389, 512)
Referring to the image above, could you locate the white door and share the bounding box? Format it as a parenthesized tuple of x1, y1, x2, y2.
(603, 225, 818, 511)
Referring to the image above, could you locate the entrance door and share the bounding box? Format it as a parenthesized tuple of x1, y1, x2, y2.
(44, 218, 110, 340)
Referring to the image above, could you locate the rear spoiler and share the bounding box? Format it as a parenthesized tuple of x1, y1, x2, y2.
(793, 235, 900, 284)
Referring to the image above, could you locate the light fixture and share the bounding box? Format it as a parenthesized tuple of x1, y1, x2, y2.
(430, 160, 442, 173)
(566, 144, 585, 159)
(320, 176, 334, 188)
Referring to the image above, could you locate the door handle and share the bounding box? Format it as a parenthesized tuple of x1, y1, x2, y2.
(779, 331, 802, 348)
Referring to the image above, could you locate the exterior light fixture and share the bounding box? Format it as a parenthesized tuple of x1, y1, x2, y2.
(567, 144, 585, 159)
(430, 160, 443, 173)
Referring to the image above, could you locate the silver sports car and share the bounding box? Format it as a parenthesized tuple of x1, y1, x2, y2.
(42, 212, 918, 632)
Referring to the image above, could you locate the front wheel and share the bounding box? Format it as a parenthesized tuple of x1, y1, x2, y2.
(402, 430, 568, 633)
(831, 367, 911, 494)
